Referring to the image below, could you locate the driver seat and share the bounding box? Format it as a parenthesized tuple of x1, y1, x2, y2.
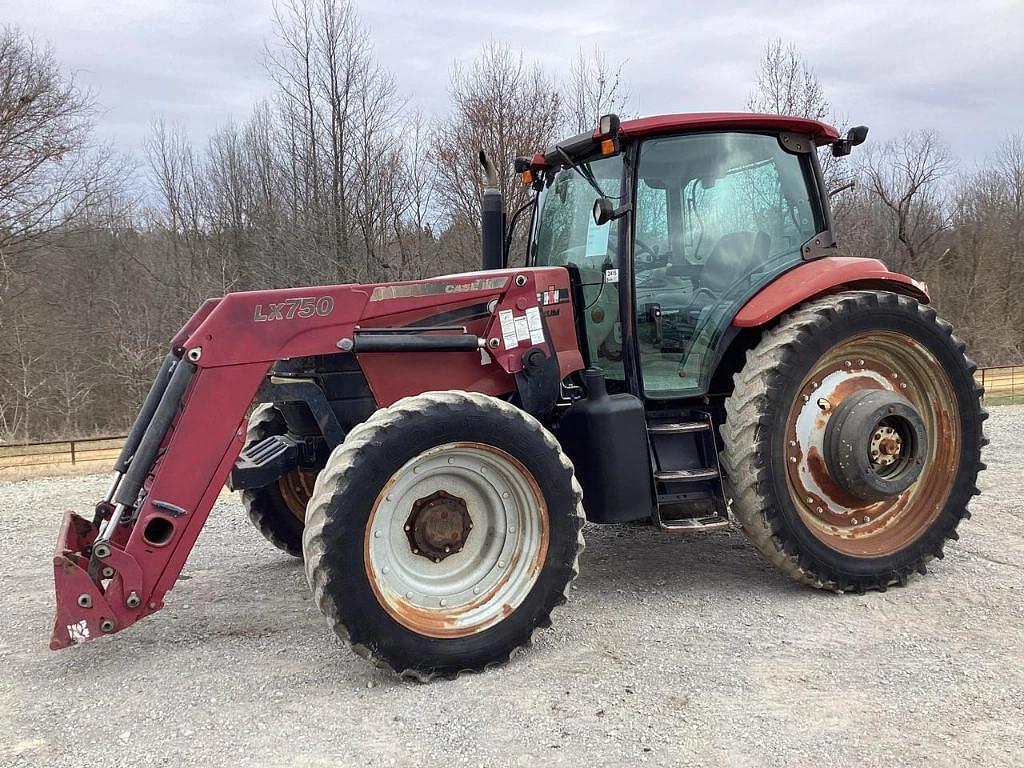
(699, 231, 771, 295)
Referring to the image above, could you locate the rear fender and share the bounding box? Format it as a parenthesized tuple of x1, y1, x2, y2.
(732, 257, 929, 328)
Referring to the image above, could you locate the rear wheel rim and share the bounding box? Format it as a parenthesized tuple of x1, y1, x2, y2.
(783, 331, 961, 557)
(364, 442, 549, 638)
(277, 470, 315, 522)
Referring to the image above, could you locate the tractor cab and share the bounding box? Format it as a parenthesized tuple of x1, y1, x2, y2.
(526, 113, 841, 400)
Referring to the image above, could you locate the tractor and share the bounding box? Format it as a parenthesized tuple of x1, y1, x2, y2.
(50, 112, 986, 680)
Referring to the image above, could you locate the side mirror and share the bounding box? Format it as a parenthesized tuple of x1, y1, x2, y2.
(832, 125, 870, 157)
(593, 197, 629, 226)
(597, 114, 621, 137)
(847, 125, 869, 146)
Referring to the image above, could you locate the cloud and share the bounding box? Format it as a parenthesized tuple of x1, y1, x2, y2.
(6, 0, 1023, 165)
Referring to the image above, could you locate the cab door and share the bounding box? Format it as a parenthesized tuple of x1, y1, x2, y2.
(629, 131, 825, 399)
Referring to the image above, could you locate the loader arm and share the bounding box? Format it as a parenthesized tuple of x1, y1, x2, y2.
(51, 268, 580, 649)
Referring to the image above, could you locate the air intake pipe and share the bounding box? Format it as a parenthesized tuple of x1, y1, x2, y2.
(479, 150, 505, 271)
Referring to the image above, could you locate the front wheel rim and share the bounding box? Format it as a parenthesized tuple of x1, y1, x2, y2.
(364, 442, 549, 638)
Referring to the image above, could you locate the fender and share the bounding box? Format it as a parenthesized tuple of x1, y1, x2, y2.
(732, 257, 930, 328)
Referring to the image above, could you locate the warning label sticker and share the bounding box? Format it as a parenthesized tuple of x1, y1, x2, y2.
(525, 306, 544, 344)
(498, 309, 518, 349)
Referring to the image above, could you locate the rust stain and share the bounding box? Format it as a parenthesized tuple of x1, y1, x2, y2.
(806, 446, 866, 511)
(829, 374, 884, 405)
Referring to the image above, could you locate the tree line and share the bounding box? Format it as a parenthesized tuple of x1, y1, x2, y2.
(0, 10, 1018, 442)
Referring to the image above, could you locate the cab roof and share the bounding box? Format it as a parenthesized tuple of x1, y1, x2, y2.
(619, 113, 840, 145)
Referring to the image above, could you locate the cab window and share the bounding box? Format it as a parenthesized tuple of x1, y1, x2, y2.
(634, 132, 820, 397)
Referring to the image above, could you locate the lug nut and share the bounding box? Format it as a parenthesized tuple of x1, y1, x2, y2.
(99, 619, 115, 633)
(77, 594, 92, 609)
(101, 566, 115, 579)
(125, 592, 140, 609)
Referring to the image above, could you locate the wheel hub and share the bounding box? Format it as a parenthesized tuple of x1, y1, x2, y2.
(404, 490, 473, 563)
(823, 389, 927, 502)
(871, 425, 903, 467)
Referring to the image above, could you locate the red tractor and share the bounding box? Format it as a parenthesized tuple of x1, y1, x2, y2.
(50, 113, 985, 679)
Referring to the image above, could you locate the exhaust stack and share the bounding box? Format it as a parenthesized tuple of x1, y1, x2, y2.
(479, 150, 504, 271)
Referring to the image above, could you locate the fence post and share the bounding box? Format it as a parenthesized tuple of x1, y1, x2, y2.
(70, 439, 76, 466)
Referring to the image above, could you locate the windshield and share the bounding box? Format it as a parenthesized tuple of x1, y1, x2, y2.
(530, 154, 624, 269)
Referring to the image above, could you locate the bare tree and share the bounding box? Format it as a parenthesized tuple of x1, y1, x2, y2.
(860, 130, 952, 273)
(746, 38, 849, 189)
(432, 41, 562, 268)
(0, 28, 127, 279)
(747, 39, 830, 120)
(563, 47, 629, 134)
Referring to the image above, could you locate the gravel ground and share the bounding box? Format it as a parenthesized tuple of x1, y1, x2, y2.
(1, 407, 1021, 768)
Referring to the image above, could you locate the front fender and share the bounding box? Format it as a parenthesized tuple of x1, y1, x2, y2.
(733, 257, 929, 328)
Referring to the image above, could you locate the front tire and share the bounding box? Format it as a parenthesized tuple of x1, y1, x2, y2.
(303, 391, 585, 680)
(721, 291, 986, 592)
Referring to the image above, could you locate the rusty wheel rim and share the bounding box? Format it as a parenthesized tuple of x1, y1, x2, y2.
(277, 470, 316, 522)
(364, 442, 549, 639)
(783, 331, 960, 557)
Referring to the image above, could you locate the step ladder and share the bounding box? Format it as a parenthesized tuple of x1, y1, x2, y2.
(647, 414, 730, 533)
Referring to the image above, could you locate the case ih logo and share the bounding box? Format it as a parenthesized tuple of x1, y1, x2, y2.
(254, 296, 335, 322)
(538, 286, 569, 306)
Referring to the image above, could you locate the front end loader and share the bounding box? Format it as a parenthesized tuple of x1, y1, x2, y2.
(50, 113, 985, 679)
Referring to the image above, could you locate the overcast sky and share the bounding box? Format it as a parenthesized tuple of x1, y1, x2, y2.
(7, 0, 1023, 169)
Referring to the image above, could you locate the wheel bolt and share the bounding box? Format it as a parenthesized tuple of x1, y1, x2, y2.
(440, 599, 447, 607)
(498, 560, 506, 568)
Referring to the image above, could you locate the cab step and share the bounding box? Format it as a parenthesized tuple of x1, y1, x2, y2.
(647, 421, 709, 435)
(654, 467, 719, 482)
(657, 514, 731, 533)
(647, 411, 729, 533)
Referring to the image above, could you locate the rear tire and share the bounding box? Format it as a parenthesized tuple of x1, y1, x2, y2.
(721, 291, 986, 592)
(303, 391, 585, 680)
(240, 404, 315, 558)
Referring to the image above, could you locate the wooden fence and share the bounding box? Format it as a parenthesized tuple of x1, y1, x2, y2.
(0, 436, 125, 476)
(975, 365, 1024, 405)
(0, 365, 1021, 477)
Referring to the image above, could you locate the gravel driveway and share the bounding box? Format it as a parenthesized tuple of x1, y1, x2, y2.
(1, 408, 1021, 768)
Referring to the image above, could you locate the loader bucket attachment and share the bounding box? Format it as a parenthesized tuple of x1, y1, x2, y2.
(50, 512, 105, 649)
(46, 270, 577, 650)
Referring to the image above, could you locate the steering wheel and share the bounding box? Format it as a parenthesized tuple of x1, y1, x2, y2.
(634, 238, 659, 269)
